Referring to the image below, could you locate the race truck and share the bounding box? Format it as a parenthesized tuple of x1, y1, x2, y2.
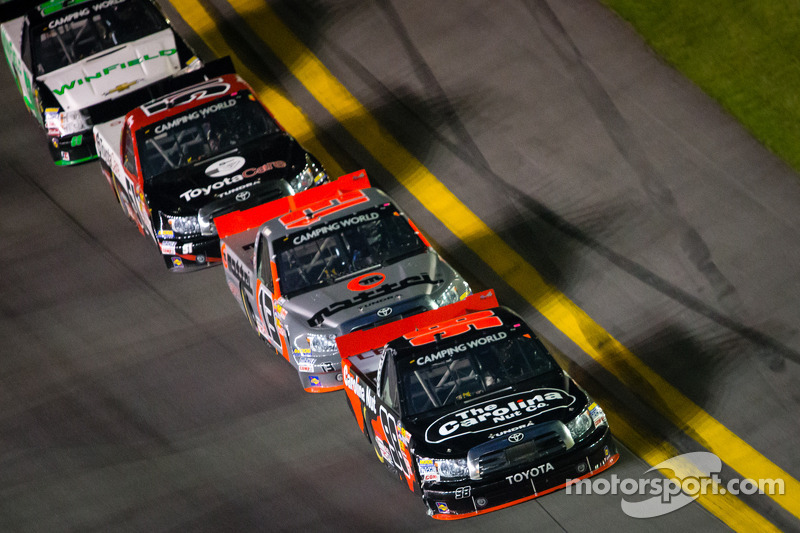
(93, 60, 328, 271)
(1, 0, 201, 165)
(335, 290, 619, 519)
(213, 170, 471, 393)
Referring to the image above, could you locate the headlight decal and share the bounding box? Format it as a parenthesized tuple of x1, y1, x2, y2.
(416, 456, 469, 482)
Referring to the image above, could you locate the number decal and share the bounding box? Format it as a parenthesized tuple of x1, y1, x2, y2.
(140, 79, 231, 116)
(403, 310, 503, 346)
(278, 190, 369, 229)
(257, 281, 281, 348)
(380, 406, 410, 477)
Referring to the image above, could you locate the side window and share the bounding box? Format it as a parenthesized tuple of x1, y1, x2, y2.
(257, 235, 274, 292)
(380, 353, 399, 410)
(122, 127, 137, 175)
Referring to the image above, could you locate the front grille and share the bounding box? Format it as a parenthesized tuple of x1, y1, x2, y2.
(467, 421, 573, 480)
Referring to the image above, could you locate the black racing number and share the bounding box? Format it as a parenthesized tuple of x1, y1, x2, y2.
(258, 287, 280, 348)
(380, 406, 409, 477)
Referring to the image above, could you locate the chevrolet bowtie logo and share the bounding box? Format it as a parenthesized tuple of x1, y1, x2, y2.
(105, 80, 138, 95)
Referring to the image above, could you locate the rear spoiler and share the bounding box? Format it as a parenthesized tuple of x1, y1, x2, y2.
(87, 56, 236, 125)
(214, 169, 371, 239)
(336, 290, 500, 358)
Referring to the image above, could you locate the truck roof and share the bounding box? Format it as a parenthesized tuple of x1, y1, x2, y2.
(124, 73, 253, 133)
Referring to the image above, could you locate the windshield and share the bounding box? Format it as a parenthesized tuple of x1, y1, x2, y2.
(398, 331, 556, 416)
(31, 0, 169, 74)
(272, 203, 427, 298)
(135, 90, 281, 181)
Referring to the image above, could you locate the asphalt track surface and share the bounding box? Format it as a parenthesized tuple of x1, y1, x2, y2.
(2, 0, 800, 531)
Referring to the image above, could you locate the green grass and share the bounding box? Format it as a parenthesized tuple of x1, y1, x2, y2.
(601, 0, 800, 172)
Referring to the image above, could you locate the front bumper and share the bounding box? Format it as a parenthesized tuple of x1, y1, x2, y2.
(297, 361, 344, 393)
(422, 426, 618, 519)
(158, 235, 222, 272)
(48, 130, 97, 166)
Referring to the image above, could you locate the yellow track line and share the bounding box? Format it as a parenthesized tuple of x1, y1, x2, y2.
(170, 0, 795, 529)
(169, 0, 343, 177)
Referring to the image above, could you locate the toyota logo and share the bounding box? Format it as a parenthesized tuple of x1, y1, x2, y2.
(377, 307, 393, 318)
(235, 191, 251, 202)
(508, 432, 524, 443)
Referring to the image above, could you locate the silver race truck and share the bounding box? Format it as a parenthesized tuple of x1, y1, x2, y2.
(214, 170, 471, 392)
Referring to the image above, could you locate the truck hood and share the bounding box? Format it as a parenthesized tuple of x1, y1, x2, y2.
(38, 28, 180, 112)
(407, 372, 589, 456)
(283, 252, 453, 331)
(144, 134, 308, 215)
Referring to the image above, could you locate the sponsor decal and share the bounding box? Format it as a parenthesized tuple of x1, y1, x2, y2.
(403, 310, 503, 346)
(436, 502, 450, 514)
(419, 459, 439, 482)
(52, 50, 178, 96)
(141, 78, 231, 116)
(290, 211, 379, 245)
(589, 402, 607, 428)
(159, 241, 177, 254)
(46, 8, 90, 28)
(505, 463, 554, 484)
(308, 375, 321, 386)
(222, 245, 252, 289)
(346, 272, 386, 292)
(279, 190, 370, 229)
(424, 389, 576, 444)
(411, 331, 507, 366)
(154, 99, 237, 134)
(399, 426, 412, 445)
(376, 437, 391, 464)
(179, 161, 286, 201)
(308, 273, 443, 326)
(298, 361, 313, 373)
(205, 156, 246, 177)
(171, 257, 183, 268)
(342, 365, 377, 413)
(43, 0, 125, 22)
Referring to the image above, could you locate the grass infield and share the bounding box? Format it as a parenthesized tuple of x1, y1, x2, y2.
(601, 0, 800, 172)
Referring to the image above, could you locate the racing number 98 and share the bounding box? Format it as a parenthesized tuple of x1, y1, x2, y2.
(380, 406, 410, 479)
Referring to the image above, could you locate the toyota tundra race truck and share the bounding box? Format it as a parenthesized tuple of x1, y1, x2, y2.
(93, 57, 328, 271)
(335, 289, 619, 519)
(213, 170, 471, 392)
